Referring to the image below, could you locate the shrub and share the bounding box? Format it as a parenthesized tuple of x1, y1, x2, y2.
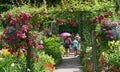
(44, 36, 65, 64)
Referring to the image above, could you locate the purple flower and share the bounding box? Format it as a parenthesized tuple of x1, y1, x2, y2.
(112, 21, 118, 25)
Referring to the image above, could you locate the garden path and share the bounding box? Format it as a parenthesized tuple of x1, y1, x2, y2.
(54, 51, 83, 72)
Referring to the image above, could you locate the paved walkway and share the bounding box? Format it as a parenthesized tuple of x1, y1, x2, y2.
(54, 52, 83, 72)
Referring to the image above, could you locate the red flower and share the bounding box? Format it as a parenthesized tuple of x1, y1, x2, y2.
(30, 53, 34, 58)
(8, 49, 14, 54)
(104, 14, 109, 18)
(19, 44, 24, 48)
(98, 14, 104, 20)
(71, 22, 77, 27)
(93, 31, 97, 36)
(56, 19, 62, 24)
(109, 11, 112, 16)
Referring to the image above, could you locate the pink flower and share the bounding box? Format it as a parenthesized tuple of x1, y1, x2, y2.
(21, 33, 26, 38)
(9, 18, 18, 27)
(36, 21, 41, 28)
(15, 31, 26, 39)
(0, 14, 4, 18)
(102, 28, 106, 31)
(44, 11, 48, 14)
(107, 30, 112, 34)
(29, 34, 37, 40)
(28, 40, 33, 46)
(38, 45, 44, 49)
(109, 36, 114, 40)
(32, 34, 37, 39)
(24, 13, 31, 20)
(103, 20, 111, 25)
(21, 25, 29, 32)
(28, 25, 33, 29)
(24, 19, 29, 24)
(7, 11, 12, 18)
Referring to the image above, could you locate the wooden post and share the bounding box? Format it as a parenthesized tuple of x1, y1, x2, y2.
(92, 30, 97, 72)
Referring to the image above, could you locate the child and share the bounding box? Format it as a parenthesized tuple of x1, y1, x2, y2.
(72, 38, 79, 56)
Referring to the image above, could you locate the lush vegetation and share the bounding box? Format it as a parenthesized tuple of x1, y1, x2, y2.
(0, 0, 120, 72)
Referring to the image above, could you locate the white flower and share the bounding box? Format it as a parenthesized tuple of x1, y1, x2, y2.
(11, 63, 15, 67)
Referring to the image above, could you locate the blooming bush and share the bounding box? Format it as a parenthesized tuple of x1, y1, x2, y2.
(0, 6, 42, 71)
(97, 20, 119, 40)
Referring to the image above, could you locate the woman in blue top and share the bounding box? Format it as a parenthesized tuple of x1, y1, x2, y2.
(72, 38, 79, 56)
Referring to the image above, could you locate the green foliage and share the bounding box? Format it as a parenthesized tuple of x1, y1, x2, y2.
(44, 36, 65, 64)
(0, 4, 13, 13)
(34, 51, 55, 72)
(38, 51, 55, 65)
(106, 52, 120, 69)
(0, 51, 26, 72)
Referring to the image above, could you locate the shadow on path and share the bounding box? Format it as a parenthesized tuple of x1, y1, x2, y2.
(54, 52, 83, 72)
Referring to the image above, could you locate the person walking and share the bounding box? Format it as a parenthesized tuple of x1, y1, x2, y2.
(64, 36, 72, 57)
(75, 33, 81, 55)
(72, 38, 79, 56)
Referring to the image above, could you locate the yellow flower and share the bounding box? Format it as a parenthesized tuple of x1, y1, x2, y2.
(0, 58, 4, 61)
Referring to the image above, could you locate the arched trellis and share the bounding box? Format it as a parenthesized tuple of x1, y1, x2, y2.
(0, 1, 119, 71)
